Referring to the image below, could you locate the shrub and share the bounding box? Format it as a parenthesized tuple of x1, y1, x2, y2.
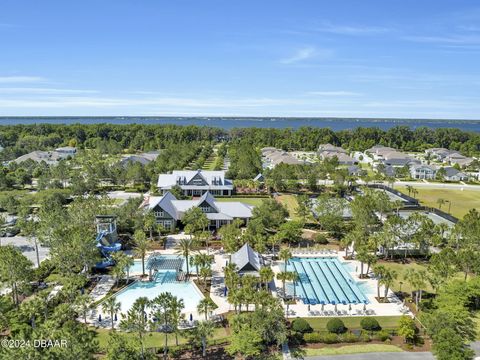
(315, 233, 329, 244)
(303, 332, 322, 343)
(375, 329, 392, 342)
(341, 332, 358, 343)
(322, 333, 339, 344)
(326, 318, 346, 334)
(359, 332, 371, 342)
(292, 318, 313, 333)
(360, 317, 381, 331)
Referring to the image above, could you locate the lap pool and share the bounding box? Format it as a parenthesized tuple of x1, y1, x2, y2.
(286, 257, 369, 305)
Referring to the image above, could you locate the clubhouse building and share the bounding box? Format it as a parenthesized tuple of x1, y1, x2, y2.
(157, 170, 234, 196)
(141, 191, 253, 230)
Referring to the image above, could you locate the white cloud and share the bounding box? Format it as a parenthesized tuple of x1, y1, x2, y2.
(0, 87, 98, 94)
(279, 46, 331, 64)
(307, 91, 362, 96)
(0, 76, 46, 84)
(314, 23, 391, 36)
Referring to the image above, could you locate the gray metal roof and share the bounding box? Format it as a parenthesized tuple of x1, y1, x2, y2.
(231, 243, 262, 273)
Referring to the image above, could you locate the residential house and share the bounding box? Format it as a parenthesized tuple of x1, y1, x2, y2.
(142, 191, 253, 230)
(365, 145, 419, 167)
(445, 153, 474, 168)
(157, 170, 233, 196)
(317, 143, 356, 165)
(410, 164, 437, 180)
(13, 147, 77, 165)
(261, 148, 304, 168)
(119, 151, 161, 167)
(443, 167, 469, 182)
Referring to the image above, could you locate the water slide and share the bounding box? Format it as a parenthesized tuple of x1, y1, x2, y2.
(95, 231, 122, 269)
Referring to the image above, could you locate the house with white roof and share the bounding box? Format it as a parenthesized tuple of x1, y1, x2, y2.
(142, 191, 253, 230)
(157, 170, 234, 196)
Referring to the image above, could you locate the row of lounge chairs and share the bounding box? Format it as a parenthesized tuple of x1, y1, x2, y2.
(306, 308, 376, 316)
(292, 249, 338, 255)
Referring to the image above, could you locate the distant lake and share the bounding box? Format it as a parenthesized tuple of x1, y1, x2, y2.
(1, 117, 480, 132)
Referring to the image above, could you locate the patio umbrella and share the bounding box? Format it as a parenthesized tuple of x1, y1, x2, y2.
(348, 304, 352, 314)
(98, 314, 102, 322)
(189, 313, 193, 322)
(224, 287, 227, 297)
(114, 313, 118, 322)
(321, 301, 325, 312)
(307, 304, 311, 312)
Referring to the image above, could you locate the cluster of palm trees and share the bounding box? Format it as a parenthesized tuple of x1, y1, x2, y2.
(119, 292, 215, 359)
(276, 248, 299, 299)
(190, 252, 214, 289)
(224, 263, 278, 313)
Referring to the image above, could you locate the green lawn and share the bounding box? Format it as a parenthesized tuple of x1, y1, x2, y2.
(379, 261, 431, 293)
(215, 197, 266, 207)
(303, 316, 402, 331)
(277, 194, 300, 219)
(396, 186, 480, 219)
(95, 327, 229, 350)
(302, 344, 403, 356)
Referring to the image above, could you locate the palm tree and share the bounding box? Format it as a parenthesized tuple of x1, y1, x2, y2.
(152, 292, 174, 360)
(289, 271, 299, 300)
(373, 264, 386, 299)
(379, 268, 398, 300)
(199, 266, 212, 290)
(120, 297, 151, 360)
(437, 198, 446, 210)
(175, 238, 194, 280)
(169, 296, 185, 346)
(75, 294, 92, 324)
(278, 248, 292, 273)
(143, 211, 156, 240)
(102, 296, 121, 330)
(197, 297, 218, 321)
(190, 254, 203, 281)
(195, 320, 215, 357)
(133, 229, 150, 276)
(277, 271, 291, 299)
(404, 268, 427, 310)
(259, 267, 274, 290)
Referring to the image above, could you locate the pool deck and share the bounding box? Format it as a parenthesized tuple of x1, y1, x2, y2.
(272, 252, 410, 318)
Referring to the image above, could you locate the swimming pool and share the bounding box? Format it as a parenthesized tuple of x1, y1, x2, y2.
(115, 271, 204, 314)
(286, 257, 369, 305)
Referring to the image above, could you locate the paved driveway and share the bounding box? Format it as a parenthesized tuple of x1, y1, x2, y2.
(306, 352, 434, 360)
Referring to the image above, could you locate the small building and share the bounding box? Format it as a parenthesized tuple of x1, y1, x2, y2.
(13, 147, 77, 165)
(157, 170, 233, 196)
(230, 243, 263, 276)
(346, 165, 363, 176)
(318, 144, 356, 165)
(261, 148, 304, 168)
(253, 173, 265, 182)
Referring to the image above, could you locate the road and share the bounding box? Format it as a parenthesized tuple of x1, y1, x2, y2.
(0, 236, 49, 267)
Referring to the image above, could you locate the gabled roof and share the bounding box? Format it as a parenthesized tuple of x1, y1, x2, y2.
(197, 191, 219, 212)
(253, 173, 264, 181)
(157, 170, 233, 189)
(231, 243, 262, 273)
(148, 191, 178, 219)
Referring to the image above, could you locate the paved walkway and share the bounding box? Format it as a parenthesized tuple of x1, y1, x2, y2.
(89, 275, 115, 302)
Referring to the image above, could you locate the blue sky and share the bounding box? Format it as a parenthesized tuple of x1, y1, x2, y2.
(1, 0, 480, 118)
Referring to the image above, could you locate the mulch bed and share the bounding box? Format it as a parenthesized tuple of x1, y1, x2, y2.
(303, 336, 432, 352)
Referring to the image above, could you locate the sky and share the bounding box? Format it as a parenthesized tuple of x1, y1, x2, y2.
(1, 0, 480, 119)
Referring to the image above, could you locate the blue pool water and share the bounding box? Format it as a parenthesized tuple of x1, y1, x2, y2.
(115, 271, 204, 314)
(286, 257, 369, 305)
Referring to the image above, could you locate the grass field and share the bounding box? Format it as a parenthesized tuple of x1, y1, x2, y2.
(215, 197, 266, 207)
(95, 327, 229, 349)
(303, 316, 402, 331)
(396, 186, 480, 219)
(301, 344, 403, 356)
(277, 194, 300, 219)
(379, 261, 431, 293)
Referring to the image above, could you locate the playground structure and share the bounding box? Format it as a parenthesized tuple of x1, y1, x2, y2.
(95, 215, 121, 269)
